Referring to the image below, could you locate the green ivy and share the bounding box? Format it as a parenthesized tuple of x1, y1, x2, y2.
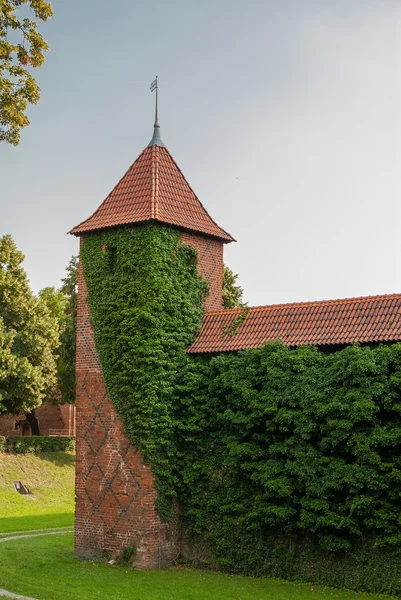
(173, 342, 401, 593)
(82, 224, 401, 593)
(81, 224, 207, 518)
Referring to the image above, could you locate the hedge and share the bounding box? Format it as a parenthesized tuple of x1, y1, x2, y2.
(0, 435, 75, 454)
(183, 530, 401, 596)
(175, 341, 401, 595)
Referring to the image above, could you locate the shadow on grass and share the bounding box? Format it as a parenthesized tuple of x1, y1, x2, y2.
(0, 512, 74, 533)
(35, 451, 76, 467)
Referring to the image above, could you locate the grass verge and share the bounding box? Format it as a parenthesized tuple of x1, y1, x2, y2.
(0, 533, 395, 600)
(0, 452, 396, 600)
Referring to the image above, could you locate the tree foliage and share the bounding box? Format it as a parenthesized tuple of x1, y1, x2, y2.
(38, 286, 68, 321)
(39, 256, 77, 405)
(58, 255, 77, 404)
(0, 0, 53, 145)
(222, 265, 245, 309)
(0, 234, 59, 421)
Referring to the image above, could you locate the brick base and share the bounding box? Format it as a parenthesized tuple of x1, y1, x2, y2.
(74, 381, 177, 568)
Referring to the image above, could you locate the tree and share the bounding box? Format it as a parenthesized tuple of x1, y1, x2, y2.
(56, 255, 77, 404)
(222, 265, 246, 309)
(0, 234, 59, 434)
(38, 286, 67, 321)
(0, 0, 53, 146)
(39, 256, 77, 405)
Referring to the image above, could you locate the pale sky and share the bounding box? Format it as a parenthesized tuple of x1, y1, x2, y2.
(1, 0, 400, 306)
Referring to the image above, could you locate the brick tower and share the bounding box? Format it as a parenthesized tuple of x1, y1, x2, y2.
(69, 97, 234, 567)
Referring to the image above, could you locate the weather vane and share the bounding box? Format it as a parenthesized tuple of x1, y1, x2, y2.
(150, 76, 159, 127)
(148, 76, 164, 147)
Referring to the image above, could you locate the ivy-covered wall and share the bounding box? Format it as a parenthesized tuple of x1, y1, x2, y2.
(81, 224, 207, 518)
(82, 224, 401, 594)
(174, 342, 401, 595)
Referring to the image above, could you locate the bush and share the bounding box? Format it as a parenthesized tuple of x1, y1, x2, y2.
(184, 530, 401, 596)
(175, 341, 401, 594)
(115, 545, 137, 567)
(0, 436, 75, 454)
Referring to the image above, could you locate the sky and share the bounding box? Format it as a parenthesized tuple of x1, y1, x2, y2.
(1, 0, 400, 306)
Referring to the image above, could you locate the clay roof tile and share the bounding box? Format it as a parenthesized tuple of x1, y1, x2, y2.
(69, 144, 234, 243)
(188, 293, 401, 353)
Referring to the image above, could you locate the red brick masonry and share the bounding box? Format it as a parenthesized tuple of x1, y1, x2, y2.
(0, 402, 75, 437)
(74, 253, 177, 568)
(181, 232, 224, 311)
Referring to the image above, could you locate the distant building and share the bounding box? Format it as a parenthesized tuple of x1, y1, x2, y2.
(0, 402, 76, 437)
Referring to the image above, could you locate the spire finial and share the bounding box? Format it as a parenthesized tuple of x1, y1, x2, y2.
(148, 76, 165, 147)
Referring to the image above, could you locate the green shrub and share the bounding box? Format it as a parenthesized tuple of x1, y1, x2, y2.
(115, 545, 137, 567)
(3, 436, 75, 454)
(175, 342, 401, 594)
(185, 531, 401, 596)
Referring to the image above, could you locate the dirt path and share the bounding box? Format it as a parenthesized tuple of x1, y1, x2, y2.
(0, 527, 74, 600)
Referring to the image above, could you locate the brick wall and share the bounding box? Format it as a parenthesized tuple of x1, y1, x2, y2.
(74, 228, 224, 568)
(180, 232, 224, 311)
(0, 402, 75, 437)
(74, 247, 177, 568)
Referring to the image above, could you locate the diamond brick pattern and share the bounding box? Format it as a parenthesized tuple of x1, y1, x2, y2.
(69, 145, 234, 243)
(75, 252, 177, 568)
(188, 294, 401, 353)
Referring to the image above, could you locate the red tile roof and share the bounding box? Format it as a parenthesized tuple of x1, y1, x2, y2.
(188, 294, 401, 353)
(69, 145, 234, 242)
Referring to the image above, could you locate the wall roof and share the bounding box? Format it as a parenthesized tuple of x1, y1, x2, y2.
(188, 293, 401, 353)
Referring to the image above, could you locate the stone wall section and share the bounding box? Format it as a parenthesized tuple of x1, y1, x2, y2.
(74, 244, 177, 568)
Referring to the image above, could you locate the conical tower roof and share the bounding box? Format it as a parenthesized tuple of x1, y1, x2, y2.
(69, 133, 234, 242)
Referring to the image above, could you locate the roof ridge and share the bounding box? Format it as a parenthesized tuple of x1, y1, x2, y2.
(157, 147, 236, 243)
(68, 147, 149, 235)
(155, 146, 159, 219)
(151, 146, 156, 220)
(204, 292, 401, 316)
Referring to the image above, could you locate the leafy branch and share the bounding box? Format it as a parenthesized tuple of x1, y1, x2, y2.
(0, 0, 53, 145)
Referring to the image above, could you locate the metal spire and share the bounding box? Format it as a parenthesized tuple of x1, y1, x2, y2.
(148, 76, 165, 147)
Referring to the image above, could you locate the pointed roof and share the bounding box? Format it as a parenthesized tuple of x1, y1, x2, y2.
(69, 139, 234, 242)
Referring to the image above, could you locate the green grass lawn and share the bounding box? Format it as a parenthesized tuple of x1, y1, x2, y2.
(0, 532, 394, 600)
(0, 452, 395, 600)
(0, 451, 75, 532)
